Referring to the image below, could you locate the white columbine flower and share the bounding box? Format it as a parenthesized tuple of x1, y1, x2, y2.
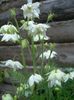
(1, 33, 20, 42)
(69, 71, 74, 79)
(40, 50, 57, 59)
(4, 60, 24, 70)
(21, 21, 49, 36)
(2, 94, 13, 100)
(0, 25, 18, 34)
(28, 73, 43, 87)
(47, 69, 65, 87)
(33, 34, 49, 42)
(21, 0, 40, 19)
(29, 23, 49, 36)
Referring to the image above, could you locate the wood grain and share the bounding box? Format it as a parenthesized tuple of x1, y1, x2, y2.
(0, 43, 74, 65)
(0, 84, 16, 94)
(0, 0, 74, 25)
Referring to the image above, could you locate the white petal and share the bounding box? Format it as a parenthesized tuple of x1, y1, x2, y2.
(69, 71, 74, 79)
(1, 34, 20, 42)
(5, 60, 23, 70)
(34, 73, 43, 83)
(28, 75, 34, 86)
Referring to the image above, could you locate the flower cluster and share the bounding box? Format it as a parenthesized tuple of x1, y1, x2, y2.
(0, 25, 20, 42)
(47, 69, 74, 87)
(47, 69, 65, 87)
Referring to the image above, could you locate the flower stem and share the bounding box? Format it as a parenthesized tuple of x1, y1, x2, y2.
(20, 46, 26, 67)
(41, 38, 44, 75)
(13, 16, 20, 32)
(31, 40, 36, 73)
(13, 16, 26, 67)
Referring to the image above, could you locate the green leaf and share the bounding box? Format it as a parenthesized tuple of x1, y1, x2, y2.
(21, 39, 29, 48)
(10, 8, 16, 17)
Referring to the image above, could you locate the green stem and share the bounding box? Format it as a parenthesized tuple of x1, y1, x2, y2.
(31, 40, 36, 73)
(20, 46, 26, 67)
(13, 16, 19, 32)
(13, 16, 26, 67)
(48, 50, 52, 65)
(41, 38, 44, 75)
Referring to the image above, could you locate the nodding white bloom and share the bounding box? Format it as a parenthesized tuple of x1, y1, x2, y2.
(28, 23, 49, 36)
(4, 60, 24, 70)
(0, 25, 18, 34)
(2, 94, 13, 100)
(21, 21, 49, 36)
(33, 34, 49, 42)
(28, 73, 43, 87)
(21, 0, 40, 19)
(69, 71, 74, 79)
(1, 33, 20, 42)
(47, 69, 65, 87)
(40, 50, 57, 59)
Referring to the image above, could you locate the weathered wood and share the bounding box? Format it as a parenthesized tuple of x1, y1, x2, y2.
(0, 0, 74, 25)
(0, 84, 16, 94)
(0, 43, 74, 66)
(47, 20, 74, 43)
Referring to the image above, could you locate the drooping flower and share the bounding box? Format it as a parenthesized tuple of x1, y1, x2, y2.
(69, 71, 74, 79)
(3, 60, 24, 70)
(21, 21, 49, 36)
(0, 25, 18, 34)
(40, 50, 57, 59)
(47, 69, 65, 87)
(2, 94, 13, 100)
(21, 0, 40, 19)
(28, 23, 49, 36)
(1, 33, 20, 42)
(33, 34, 49, 42)
(28, 73, 43, 87)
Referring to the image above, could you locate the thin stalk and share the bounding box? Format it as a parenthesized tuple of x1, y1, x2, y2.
(48, 50, 52, 65)
(13, 16, 26, 67)
(41, 38, 44, 75)
(13, 16, 19, 32)
(31, 40, 36, 73)
(20, 45, 26, 67)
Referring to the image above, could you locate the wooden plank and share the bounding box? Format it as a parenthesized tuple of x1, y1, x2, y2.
(47, 20, 74, 43)
(0, 0, 74, 25)
(0, 43, 74, 65)
(0, 84, 16, 94)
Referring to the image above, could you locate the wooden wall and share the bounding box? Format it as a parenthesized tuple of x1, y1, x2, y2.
(0, 0, 74, 66)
